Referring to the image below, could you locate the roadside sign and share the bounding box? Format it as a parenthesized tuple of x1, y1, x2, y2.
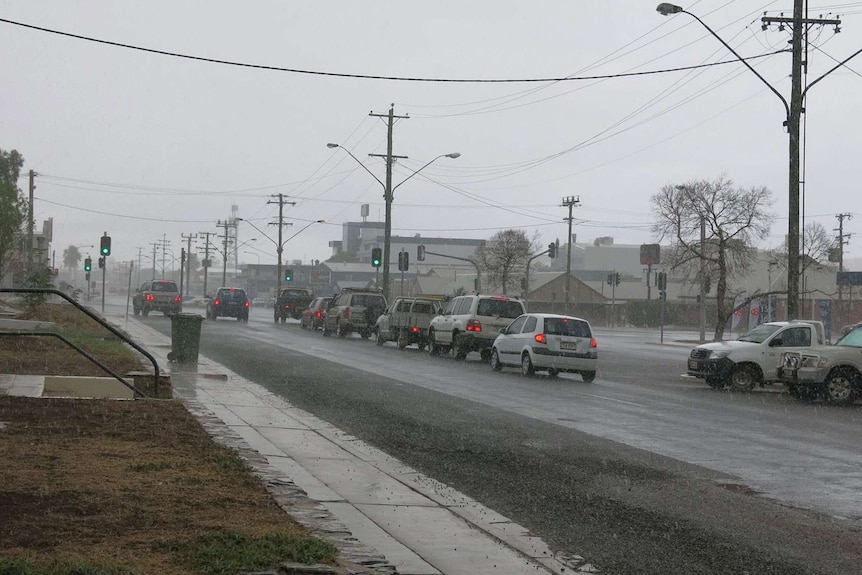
(837, 271, 862, 286)
(640, 244, 660, 265)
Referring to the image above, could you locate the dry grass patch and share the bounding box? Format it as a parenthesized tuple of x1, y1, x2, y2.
(0, 397, 337, 575)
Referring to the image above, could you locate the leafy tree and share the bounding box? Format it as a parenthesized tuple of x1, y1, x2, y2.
(63, 245, 82, 275)
(476, 229, 533, 294)
(0, 148, 27, 285)
(651, 176, 773, 340)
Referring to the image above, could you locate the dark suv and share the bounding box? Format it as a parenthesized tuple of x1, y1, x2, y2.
(206, 287, 250, 322)
(132, 280, 182, 317)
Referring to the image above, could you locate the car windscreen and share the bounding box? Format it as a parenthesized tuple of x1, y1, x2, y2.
(836, 326, 862, 347)
(737, 324, 782, 343)
(544, 317, 591, 337)
(476, 299, 523, 319)
(151, 282, 177, 292)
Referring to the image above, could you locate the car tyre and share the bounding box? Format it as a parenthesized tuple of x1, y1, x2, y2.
(705, 376, 728, 389)
(336, 323, 347, 338)
(480, 349, 492, 362)
(142, 308, 149, 317)
(521, 353, 535, 376)
(490, 349, 503, 371)
(133, 307, 140, 316)
(322, 324, 332, 337)
(547, 368, 560, 378)
(730, 364, 760, 392)
(824, 367, 859, 406)
(786, 383, 819, 401)
(581, 371, 596, 383)
(453, 332, 467, 360)
(376, 329, 385, 346)
(428, 330, 441, 356)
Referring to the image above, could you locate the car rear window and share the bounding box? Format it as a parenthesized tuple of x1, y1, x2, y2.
(544, 317, 591, 338)
(476, 298, 524, 319)
(218, 289, 247, 301)
(353, 295, 385, 307)
(151, 282, 177, 292)
(413, 302, 435, 314)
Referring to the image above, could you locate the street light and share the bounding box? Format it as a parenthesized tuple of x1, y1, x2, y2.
(657, 3, 860, 320)
(327, 143, 460, 300)
(244, 251, 261, 265)
(237, 218, 324, 296)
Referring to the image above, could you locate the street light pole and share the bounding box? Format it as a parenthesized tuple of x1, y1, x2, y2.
(327, 142, 459, 301)
(656, 3, 851, 321)
(237, 218, 323, 295)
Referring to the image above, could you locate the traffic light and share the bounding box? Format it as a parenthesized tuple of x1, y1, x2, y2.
(607, 273, 613, 286)
(548, 243, 556, 259)
(100, 235, 111, 256)
(284, 269, 293, 281)
(659, 290, 667, 301)
(615, 272, 621, 286)
(398, 251, 409, 272)
(98, 256, 105, 269)
(371, 247, 382, 268)
(84, 257, 92, 272)
(417, 245, 426, 261)
(657, 271, 667, 291)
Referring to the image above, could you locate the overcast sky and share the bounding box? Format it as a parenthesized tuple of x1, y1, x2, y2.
(2, 0, 860, 269)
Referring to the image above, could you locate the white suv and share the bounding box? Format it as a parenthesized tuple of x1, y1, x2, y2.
(428, 294, 526, 361)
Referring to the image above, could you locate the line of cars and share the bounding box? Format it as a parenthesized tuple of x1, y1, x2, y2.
(295, 288, 599, 382)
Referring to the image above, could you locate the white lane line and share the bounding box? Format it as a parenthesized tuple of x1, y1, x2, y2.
(581, 393, 647, 407)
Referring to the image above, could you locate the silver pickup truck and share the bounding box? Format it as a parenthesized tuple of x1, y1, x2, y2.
(375, 296, 447, 349)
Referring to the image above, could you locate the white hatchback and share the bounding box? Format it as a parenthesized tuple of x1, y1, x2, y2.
(490, 313, 597, 381)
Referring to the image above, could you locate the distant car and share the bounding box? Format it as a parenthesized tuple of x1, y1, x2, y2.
(300, 296, 331, 330)
(206, 287, 250, 322)
(322, 288, 387, 338)
(252, 297, 266, 307)
(490, 313, 597, 382)
(132, 280, 182, 317)
(428, 294, 526, 361)
(779, 324, 862, 405)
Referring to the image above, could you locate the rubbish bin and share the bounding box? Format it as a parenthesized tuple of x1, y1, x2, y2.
(168, 313, 204, 363)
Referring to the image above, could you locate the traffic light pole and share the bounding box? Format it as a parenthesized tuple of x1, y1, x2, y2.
(101, 260, 106, 314)
(524, 248, 551, 304)
(420, 249, 482, 292)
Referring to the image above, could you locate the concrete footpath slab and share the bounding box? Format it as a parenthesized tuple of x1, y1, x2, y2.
(5, 313, 600, 575)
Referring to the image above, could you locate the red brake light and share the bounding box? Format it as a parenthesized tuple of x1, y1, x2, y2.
(315, 311, 322, 318)
(174, 296, 182, 303)
(411, 326, 420, 334)
(590, 338, 597, 348)
(492, 297, 507, 301)
(534, 333, 546, 344)
(230, 288, 236, 292)
(466, 320, 482, 332)
(145, 294, 155, 302)
(214, 299, 221, 306)
(244, 301, 250, 308)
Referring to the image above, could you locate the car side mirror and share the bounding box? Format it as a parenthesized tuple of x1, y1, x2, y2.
(499, 327, 507, 335)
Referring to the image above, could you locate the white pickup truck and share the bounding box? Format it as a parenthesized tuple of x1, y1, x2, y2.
(686, 320, 825, 391)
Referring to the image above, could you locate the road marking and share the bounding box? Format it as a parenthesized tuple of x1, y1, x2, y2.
(581, 393, 646, 407)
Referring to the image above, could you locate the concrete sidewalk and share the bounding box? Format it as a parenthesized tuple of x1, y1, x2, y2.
(1, 312, 599, 575)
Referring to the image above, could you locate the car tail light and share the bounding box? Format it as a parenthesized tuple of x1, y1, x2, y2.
(411, 326, 420, 334)
(173, 296, 182, 303)
(244, 301, 250, 308)
(534, 333, 546, 344)
(315, 311, 322, 318)
(590, 338, 597, 348)
(145, 294, 155, 302)
(466, 320, 482, 332)
(343, 306, 350, 319)
(214, 299, 221, 306)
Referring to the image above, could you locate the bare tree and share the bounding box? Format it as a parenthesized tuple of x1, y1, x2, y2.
(0, 148, 26, 285)
(476, 229, 534, 293)
(767, 221, 835, 287)
(651, 176, 773, 340)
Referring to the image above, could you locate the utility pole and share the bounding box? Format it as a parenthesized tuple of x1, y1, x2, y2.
(150, 243, 159, 280)
(369, 104, 409, 302)
(835, 213, 852, 301)
(267, 194, 296, 300)
(699, 216, 707, 342)
(561, 196, 580, 314)
(181, 233, 197, 297)
(135, 247, 144, 286)
(199, 231, 215, 298)
(27, 169, 36, 269)
(216, 220, 234, 286)
(762, 5, 843, 319)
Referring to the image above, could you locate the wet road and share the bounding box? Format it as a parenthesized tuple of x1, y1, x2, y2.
(135, 305, 862, 575)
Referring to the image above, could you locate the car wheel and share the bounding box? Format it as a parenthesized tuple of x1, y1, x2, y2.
(133, 306, 140, 316)
(242, 315, 249, 322)
(142, 308, 149, 317)
(322, 323, 331, 337)
(480, 349, 492, 362)
(581, 371, 596, 383)
(730, 364, 760, 392)
(336, 323, 347, 338)
(274, 314, 279, 324)
(824, 367, 860, 405)
(490, 349, 502, 371)
(453, 332, 467, 360)
(376, 330, 385, 346)
(428, 330, 441, 356)
(547, 368, 560, 378)
(521, 352, 535, 377)
(360, 330, 370, 340)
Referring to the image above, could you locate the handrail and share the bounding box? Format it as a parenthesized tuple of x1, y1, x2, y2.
(0, 288, 160, 394)
(0, 331, 146, 397)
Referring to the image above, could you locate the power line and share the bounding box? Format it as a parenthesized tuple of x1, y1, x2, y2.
(0, 16, 787, 84)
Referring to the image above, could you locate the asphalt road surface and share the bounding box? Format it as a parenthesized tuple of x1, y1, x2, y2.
(135, 304, 862, 575)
